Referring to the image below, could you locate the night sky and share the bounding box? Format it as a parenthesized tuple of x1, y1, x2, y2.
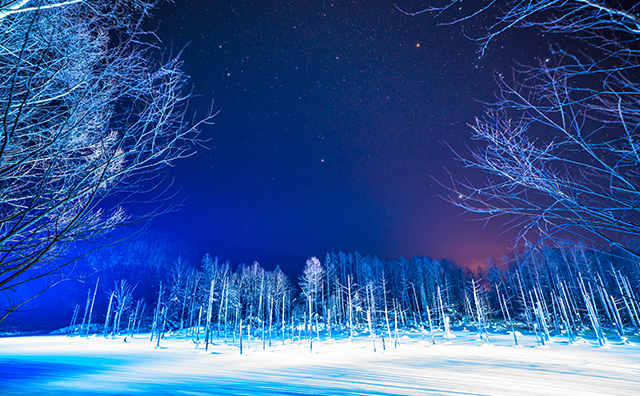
(148, 0, 547, 269)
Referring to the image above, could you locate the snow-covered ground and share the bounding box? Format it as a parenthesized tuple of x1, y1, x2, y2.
(1, 329, 639, 395)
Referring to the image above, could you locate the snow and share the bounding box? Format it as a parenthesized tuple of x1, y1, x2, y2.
(1, 330, 639, 395)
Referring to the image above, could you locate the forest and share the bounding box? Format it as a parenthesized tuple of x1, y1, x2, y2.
(40, 239, 638, 353)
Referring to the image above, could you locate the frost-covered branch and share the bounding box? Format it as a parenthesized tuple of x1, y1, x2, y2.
(0, 0, 83, 20)
(401, 1, 640, 258)
(0, 0, 216, 320)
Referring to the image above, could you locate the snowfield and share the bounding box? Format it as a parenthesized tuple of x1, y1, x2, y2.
(1, 330, 639, 395)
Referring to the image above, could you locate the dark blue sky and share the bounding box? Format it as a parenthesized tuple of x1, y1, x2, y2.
(149, 0, 546, 269)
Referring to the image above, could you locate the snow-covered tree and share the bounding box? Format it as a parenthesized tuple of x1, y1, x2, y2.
(0, 0, 214, 320)
(300, 256, 323, 351)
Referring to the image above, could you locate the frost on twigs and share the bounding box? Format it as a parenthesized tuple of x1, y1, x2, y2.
(0, 0, 216, 321)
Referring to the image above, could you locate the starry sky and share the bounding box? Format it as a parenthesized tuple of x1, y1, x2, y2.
(147, 0, 547, 270)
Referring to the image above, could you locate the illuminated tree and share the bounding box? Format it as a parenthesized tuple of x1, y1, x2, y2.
(400, 1, 640, 260)
(0, 0, 213, 320)
(300, 256, 323, 351)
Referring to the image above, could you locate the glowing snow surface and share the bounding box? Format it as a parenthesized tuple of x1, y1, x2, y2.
(1, 330, 639, 395)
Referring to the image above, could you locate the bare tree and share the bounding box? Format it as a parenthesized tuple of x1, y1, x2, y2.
(300, 256, 323, 352)
(0, 0, 214, 319)
(399, 1, 640, 260)
(110, 279, 136, 338)
(273, 266, 289, 345)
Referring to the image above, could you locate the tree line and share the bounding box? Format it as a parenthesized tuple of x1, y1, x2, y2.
(64, 243, 640, 351)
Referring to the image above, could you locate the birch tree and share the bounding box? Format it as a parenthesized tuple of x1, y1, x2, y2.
(300, 256, 323, 352)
